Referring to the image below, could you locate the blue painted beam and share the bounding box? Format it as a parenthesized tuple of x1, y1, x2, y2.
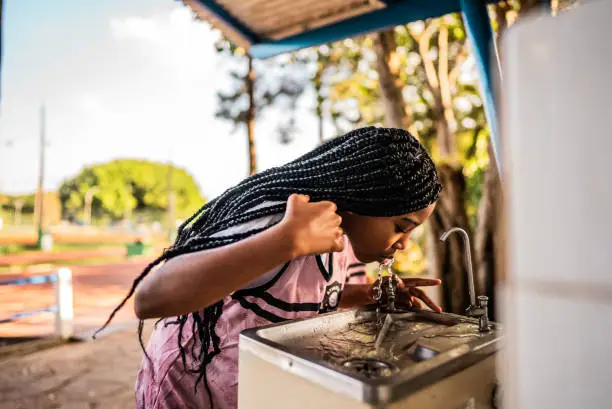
(192, 0, 260, 44)
(460, 0, 503, 174)
(249, 0, 500, 59)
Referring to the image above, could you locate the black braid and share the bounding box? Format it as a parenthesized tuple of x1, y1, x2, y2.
(97, 127, 441, 408)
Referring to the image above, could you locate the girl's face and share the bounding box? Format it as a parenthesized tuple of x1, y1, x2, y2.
(340, 203, 436, 263)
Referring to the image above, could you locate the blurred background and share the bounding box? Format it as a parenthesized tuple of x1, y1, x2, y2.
(0, 0, 580, 339)
(0, 0, 586, 408)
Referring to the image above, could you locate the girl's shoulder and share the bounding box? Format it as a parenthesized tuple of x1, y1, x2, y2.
(209, 200, 286, 238)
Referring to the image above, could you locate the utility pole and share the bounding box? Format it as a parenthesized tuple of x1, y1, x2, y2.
(36, 105, 46, 249)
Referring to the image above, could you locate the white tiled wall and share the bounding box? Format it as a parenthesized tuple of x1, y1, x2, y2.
(501, 1, 612, 408)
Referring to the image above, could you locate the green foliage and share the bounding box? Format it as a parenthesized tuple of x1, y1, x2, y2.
(318, 16, 491, 227)
(58, 159, 205, 220)
(0, 192, 60, 225)
(0, 193, 36, 213)
(316, 37, 382, 132)
(212, 12, 497, 231)
(0, 244, 29, 255)
(463, 128, 491, 227)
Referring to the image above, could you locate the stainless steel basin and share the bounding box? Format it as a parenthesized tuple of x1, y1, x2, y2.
(239, 307, 502, 407)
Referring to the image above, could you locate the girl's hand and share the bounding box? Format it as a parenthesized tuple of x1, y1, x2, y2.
(281, 193, 345, 258)
(368, 277, 443, 312)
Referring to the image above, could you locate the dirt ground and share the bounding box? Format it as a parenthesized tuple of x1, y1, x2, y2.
(0, 257, 160, 408)
(0, 321, 152, 409)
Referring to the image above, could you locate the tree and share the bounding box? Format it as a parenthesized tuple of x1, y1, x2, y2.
(372, 30, 415, 132)
(313, 50, 326, 144)
(58, 159, 204, 221)
(0, 192, 59, 225)
(472, 0, 575, 320)
(321, 19, 486, 313)
(215, 38, 310, 174)
(404, 17, 482, 313)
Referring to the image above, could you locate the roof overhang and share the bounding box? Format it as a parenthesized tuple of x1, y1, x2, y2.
(182, 0, 500, 59)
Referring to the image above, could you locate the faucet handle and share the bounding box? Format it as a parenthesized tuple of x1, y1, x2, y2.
(477, 296, 491, 332)
(477, 295, 488, 308)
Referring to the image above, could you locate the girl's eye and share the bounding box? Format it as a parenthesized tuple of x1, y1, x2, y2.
(395, 225, 405, 234)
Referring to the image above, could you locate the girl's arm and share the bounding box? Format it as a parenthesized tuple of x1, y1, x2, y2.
(134, 194, 344, 319)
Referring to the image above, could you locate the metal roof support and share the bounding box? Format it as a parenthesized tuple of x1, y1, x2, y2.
(460, 0, 503, 174)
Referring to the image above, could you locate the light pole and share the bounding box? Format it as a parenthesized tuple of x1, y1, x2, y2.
(35, 105, 47, 249)
(83, 186, 99, 226)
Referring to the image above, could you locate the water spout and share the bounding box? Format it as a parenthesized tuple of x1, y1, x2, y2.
(439, 227, 476, 308)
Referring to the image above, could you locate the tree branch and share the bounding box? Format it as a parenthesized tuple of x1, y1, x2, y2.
(438, 24, 456, 129)
(410, 21, 440, 94)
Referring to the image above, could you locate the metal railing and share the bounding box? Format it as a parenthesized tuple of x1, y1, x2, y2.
(0, 268, 74, 339)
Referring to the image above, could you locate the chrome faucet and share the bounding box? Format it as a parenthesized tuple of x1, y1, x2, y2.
(373, 258, 398, 313)
(440, 227, 490, 332)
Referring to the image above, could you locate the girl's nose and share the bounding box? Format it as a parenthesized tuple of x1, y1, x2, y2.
(393, 234, 411, 251)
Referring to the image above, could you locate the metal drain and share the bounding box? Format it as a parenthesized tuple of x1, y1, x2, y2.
(342, 358, 399, 378)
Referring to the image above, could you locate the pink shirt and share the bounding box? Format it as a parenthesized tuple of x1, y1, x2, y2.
(345, 240, 369, 285)
(136, 208, 365, 409)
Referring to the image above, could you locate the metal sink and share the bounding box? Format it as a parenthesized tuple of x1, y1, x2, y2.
(239, 228, 502, 408)
(239, 307, 502, 406)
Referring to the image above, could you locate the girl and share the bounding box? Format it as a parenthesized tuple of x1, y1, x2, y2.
(99, 126, 443, 409)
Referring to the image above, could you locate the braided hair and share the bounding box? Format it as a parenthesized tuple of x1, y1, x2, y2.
(96, 126, 441, 407)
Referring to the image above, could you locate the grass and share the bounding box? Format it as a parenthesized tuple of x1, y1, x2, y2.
(0, 256, 132, 275)
(51, 242, 126, 252)
(0, 242, 128, 255)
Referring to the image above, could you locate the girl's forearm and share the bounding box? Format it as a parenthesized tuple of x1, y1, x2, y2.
(134, 223, 297, 319)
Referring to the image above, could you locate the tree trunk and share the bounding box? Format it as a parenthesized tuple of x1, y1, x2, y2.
(428, 164, 476, 313)
(314, 51, 325, 144)
(472, 0, 547, 320)
(372, 26, 476, 313)
(434, 106, 455, 158)
(246, 55, 257, 175)
(411, 21, 474, 313)
(372, 30, 416, 134)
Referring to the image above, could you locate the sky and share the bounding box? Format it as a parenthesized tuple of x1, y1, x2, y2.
(0, 0, 321, 199)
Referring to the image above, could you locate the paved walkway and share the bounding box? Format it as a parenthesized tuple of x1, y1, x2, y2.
(0, 321, 152, 409)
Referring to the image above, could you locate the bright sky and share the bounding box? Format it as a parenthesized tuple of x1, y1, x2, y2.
(0, 0, 321, 199)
